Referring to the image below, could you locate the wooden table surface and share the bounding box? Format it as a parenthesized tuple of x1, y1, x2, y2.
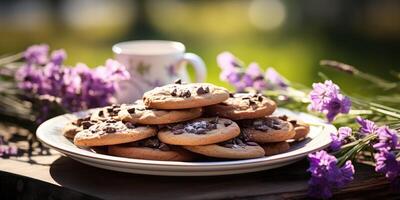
(0, 123, 397, 200)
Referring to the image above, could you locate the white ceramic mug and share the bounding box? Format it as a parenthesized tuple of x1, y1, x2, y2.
(113, 40, 206, 103)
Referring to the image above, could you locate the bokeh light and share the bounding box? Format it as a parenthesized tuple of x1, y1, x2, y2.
(248, 0, 286, 31)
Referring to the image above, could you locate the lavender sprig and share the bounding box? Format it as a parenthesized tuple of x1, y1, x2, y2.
(218, 52, 400, 197)
(1, 44, 130, 124)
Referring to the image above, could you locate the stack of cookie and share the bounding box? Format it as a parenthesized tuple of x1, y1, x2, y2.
(63, 80, 309, 161)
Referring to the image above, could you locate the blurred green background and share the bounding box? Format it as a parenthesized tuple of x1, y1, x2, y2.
(1, 0, 399, 95)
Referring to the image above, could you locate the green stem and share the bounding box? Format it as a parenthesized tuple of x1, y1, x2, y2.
(0, 53, 23, 66)
(337, 134, 376, 166)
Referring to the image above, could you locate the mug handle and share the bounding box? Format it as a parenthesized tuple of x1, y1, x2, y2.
(181, 53, 207, 82)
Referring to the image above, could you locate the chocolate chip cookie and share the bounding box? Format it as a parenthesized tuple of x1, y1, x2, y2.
(158, 117, 240, 146)
(183, 133, 265, 159)
(240, 116, 295, 143)
(62, 115, 93, 139)
(142, 81, 230, 109)
(108, 137, 195, 161)
(279, 115, 310, 141)
(74, 119, 157, 147)
(260, 142, 290, 156)
(205, 93, 276, 120)
(118, 100, 203, 125)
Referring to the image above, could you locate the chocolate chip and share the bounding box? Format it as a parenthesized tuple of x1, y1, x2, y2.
(272, 124, 281, 130)
(256, 125, 270, 131)
(106, 107, 113, 113)
(196, 86, 208, 95)
(170, 123, 182, 130)
(224, 121, 232, 127)
(242, 97, 250, 100)
(246, 142, 258, 146)
(184, 126, 196, 133)
(144, 138, 159, 148)
(81, 121, 93, 129)
(99, 110, 104, 117)
(104, 127, 116, 133)
(171, 88, 178, 97)
(196, 128, 207, 134)
(289, 120, 297, 126)
(279, 115, 288, 121)
(158, 143, 170, 151)
(110, 108, 120, 116)
(125, 122, 135, 129)
(174, 79, 182, 84)
(127, 107, 135, 114)
(257, 95, 263, 102)
(249, 100, 256, 106)
(229, 93, 234, 98)
(181, 90, 191, 98)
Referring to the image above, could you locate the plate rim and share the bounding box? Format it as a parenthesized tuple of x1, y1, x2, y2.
(36, 108, 333, 169)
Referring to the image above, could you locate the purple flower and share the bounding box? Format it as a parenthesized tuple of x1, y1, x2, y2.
(15, 44, 131, 119)
(50, 49, 67, 66)
(253, 79, 267, 91)
(218, 52, 243, 86)
(217, 51, 243, 70)
(356, 116, 378, 135)
(309, 80, 351, 122)
(330, 127, 352, 151)
(308, 150, 355, 199)
(104, 59, 131, 81)
(375, 150, 400, 182)
(217, 52, 269, 92)
(244, 63, 267, 91)
(325, 94, 351, 122)
(24, 44, 49, 65)
(373, 126, 399, 151)
(245, 63, 263, 78)
(265, 67, 288, 89)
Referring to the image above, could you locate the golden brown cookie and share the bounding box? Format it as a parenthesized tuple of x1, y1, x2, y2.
(62, 115, 93, 139)
(158, 117, 240, 146)
(278, 115, 310, 141)
(118, 100, 203, 125)
(240, 116, 295, 143)
(143, 81, 229, 109)
(74, 119, 157, 147)
(204, 93, 276, 120)
(108, 137, 194, 161)
(260, 142, 290, 156)
(183, 134, 265, 159)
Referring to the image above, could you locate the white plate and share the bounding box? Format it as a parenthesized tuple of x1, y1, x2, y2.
(36, 108, 334, 176)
